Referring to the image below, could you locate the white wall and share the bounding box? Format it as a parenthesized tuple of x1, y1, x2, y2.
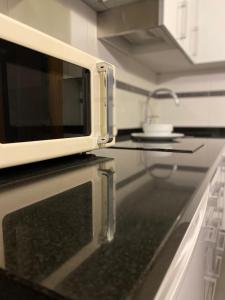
(156, 70, 225, 127)
(0, 0, 156, 129)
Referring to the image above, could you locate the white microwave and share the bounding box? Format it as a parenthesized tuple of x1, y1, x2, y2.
(0, 13, 116, 169)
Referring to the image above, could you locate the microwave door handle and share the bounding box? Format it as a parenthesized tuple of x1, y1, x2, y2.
(97, 62, 114, 144)
(106, 66, 114, 142)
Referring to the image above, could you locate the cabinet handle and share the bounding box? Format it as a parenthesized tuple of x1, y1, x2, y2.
(204, 276, 217, 300)
(206, 226, 217, 244)
(190, 26, 198, 57)
(205, 206, 215, 226)
(208, 196, 218, 208)
(210, 182, 223, 198)
(214, 255, 222, 277)
(206, 247, 222, 278)
(177, 1, 188, 40)
(216, 230, 225, 252)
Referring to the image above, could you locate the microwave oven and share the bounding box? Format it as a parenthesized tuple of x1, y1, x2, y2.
(0, 13, 116, 169)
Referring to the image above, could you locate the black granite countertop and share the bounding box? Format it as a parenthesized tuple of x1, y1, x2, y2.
(0, 138, 224, 300)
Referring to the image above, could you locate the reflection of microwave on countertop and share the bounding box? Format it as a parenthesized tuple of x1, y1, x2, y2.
(0, 13, 116, 168)
(0, 157, 115, 291)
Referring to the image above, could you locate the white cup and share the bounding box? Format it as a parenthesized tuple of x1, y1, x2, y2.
(143, 123, 173, 135)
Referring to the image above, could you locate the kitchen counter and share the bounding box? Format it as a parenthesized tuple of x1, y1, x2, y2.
(0, 138, 224, 300)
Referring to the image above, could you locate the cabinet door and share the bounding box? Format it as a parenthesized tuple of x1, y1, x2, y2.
(176, 0, 190, 51)
(163, 0, 225, 65)
(162, 0, 198, 60)
(154, 185, 209, 300)
(188, 0, 199, 61)
(196, 0, 225, 63)
(173, 161, 225, 300)
(162, 0, 180, 39)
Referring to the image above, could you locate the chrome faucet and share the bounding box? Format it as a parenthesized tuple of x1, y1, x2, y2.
(145, 88, 180, 123)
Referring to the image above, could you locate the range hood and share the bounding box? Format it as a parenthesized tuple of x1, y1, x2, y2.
(84, 0, 225, 73)
(84, 0, 176, 54)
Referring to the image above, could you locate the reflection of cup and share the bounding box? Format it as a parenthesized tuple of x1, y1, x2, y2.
(143, 123, 173, 135)
(143, 143, 173, 157)
(141, 151, 178, 179)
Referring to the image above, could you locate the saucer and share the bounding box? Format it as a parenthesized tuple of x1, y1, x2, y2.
(131, 132, 184, 141)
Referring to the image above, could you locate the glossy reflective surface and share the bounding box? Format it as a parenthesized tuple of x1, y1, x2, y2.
(0, 138, 224, 300)
(111, 138, 204, 153)
(3, 182, 93, 282)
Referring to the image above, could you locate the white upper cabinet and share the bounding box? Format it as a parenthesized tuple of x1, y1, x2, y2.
(162, 0, 199, 62)
(196, 0, 225, 64)
(162, 0, 225, 65)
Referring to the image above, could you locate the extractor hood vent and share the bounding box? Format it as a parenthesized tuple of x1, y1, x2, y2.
(87, 0, 177, 54)
(122, 29, 164, 46)
(84, 0, 189, 73)
(83, 0, 143, 12)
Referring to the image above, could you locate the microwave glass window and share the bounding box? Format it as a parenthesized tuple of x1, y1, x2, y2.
(0, 38, 91, 143)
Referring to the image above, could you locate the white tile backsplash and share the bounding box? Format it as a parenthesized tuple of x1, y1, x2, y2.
(115, 89, 147, 128)
(157, 71, 225, 127)
(158, 72, 211, 92)
(157, 98, 210, 127)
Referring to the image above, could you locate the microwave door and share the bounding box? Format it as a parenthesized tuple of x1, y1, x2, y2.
(0, 159, 115, 288)
(0, 37, 91, 143)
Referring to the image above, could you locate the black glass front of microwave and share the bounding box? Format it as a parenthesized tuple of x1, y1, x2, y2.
(0, 38, 91, 143)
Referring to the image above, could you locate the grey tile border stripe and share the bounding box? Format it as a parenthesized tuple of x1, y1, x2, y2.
(158, 90, 225, 99)
(116, 80, 149, 97)
(116, 80, 225, 99)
